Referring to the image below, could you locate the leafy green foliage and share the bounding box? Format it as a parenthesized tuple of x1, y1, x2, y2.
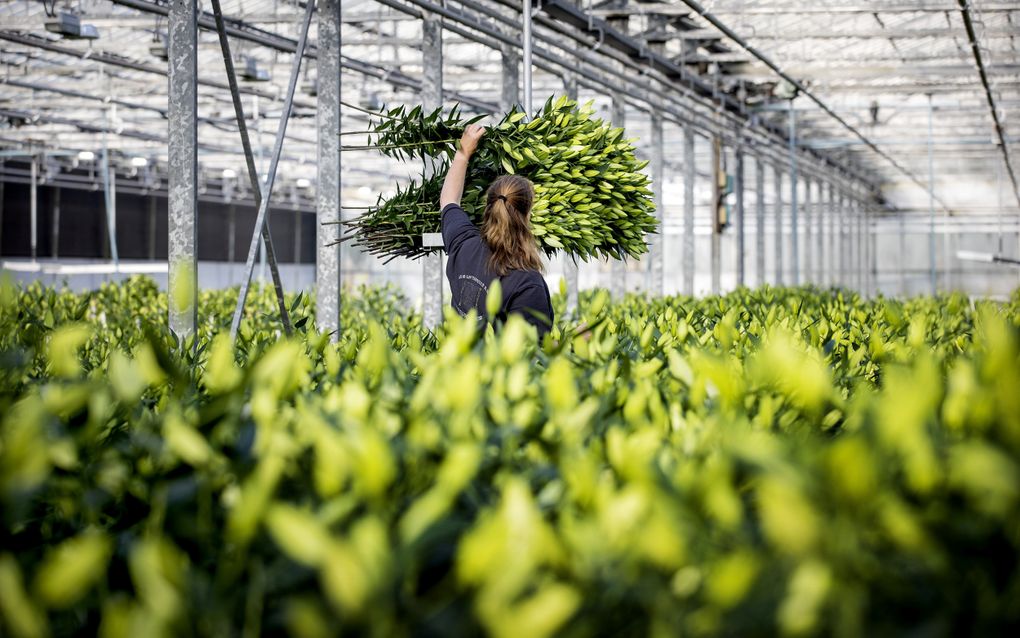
(2, 276, 1020, 637)
(344, 96, 658, 261)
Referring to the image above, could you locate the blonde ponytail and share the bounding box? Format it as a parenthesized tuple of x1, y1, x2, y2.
(481, 175, 543, 276)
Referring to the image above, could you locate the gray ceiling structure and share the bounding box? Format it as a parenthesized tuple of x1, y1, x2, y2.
(0, 0, 1018, 332)
(1, 0, 1016, 206)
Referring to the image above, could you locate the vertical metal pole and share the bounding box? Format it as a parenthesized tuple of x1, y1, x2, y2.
(735, 146, 745, 287)
(898, 209, 906, 295)
(840, 188, 848, 288)
(870, 203, 878, 296)
(317, 0, 342, 339)
(522, 0, 533, 114)
(211, 0, 292, 334)
(683, 126, 695, 295)
(649, 112, 664, 295)
(422, 15, 444, 329)
(610, 95, 626, 299)
(101, 147, 120, 265)
(294, 209, 302, 264)
(788, 101, 799, 285)
(927, 93, 936, 294)
(774, 165, 783, 285)
(168, 0, 198, 339)
(0, 163, 4, 254)
(51, 186, 60, 259)
(227, 203, 236, 263)
(813, 180, 823, 285)
(710, 137, 721, 295)
(30, 155, 38, 261)
(803, 176, 812, 284)
(109, 161, 119, 266)
(857, 193, 864, 292)
(850, 191, 857, 290)
(148, 195, 157, 260)
(828, 182, 837, 288)
(229, 0, 314, 339)
(563, 75, 579, 314)
(500, 44, 520, 113)
(856, 192, 864, 293)
(755, 155, 765, 286)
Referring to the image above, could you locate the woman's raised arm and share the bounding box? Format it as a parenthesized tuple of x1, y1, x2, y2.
(439, 124, 485, 209)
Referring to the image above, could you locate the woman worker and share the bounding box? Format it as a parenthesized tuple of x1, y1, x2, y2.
(438, 123, 554, 338)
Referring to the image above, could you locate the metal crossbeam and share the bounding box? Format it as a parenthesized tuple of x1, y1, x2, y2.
(229, 0, 315, 339)
(669, 0, 955, 215)
(210, 0, 292, 337)
(957, 0, 1020, 212)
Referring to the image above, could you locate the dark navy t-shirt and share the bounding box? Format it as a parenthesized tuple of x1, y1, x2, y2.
(441, 203, 553, 337)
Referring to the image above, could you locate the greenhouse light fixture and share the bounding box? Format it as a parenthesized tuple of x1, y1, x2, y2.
(241, 57, 271, 82)
(130, 157, 149, 168)
(44, 12, 100, 40)
(77, 150, 95, 161)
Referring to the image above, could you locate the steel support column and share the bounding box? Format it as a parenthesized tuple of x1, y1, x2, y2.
(710, 137, 721, 295)
(856, 193, 864, 291)
(683, 126, 695, 295)
(804, 175, 812, 283)
(294, 209, 302, 264)
(899, 207, 906, 295)
(813, 180, 823, 285)
(755, 155, 765, 286)
(828, 182, 837, 288)
(317, 0, 343, 339)
(839, 189, 848, 287)
(501, 44, 520, 113)
(148, 195, 157, 260)
(649, 112, 664, 295)
(168, 0, 198, 339)
(522, 0, 533, 113)
(788, 103, 800, 285)
(849, 193, 857, 290)
(102, 149, 119, 266)
(0, 166, 4, 253)
(774, 165, 783, 285)
(735, 146, 745, 287)
(927, 93, 937, 294)
(422, 15, 444, 329)
(51, 186, 60, 259)
(29, 155, 37, 261)
(227, 203, 236, 263)
(869, 204, 877, 297)
(563, 74, 579, 314)
(610, 94, 626, 299)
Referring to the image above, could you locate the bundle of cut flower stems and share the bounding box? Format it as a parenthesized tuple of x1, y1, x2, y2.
(336, 96, 658, 263)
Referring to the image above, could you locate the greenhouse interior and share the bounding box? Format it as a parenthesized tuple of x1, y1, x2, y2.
(1, 1, 1019, 636)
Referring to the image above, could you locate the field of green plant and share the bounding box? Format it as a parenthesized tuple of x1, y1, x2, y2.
(1, 276, 1019, 637)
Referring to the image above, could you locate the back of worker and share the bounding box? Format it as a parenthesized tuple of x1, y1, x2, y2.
(439, 124, 553, 337)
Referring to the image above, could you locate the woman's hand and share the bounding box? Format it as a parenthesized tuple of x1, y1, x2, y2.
(458, 124, 485, 158)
